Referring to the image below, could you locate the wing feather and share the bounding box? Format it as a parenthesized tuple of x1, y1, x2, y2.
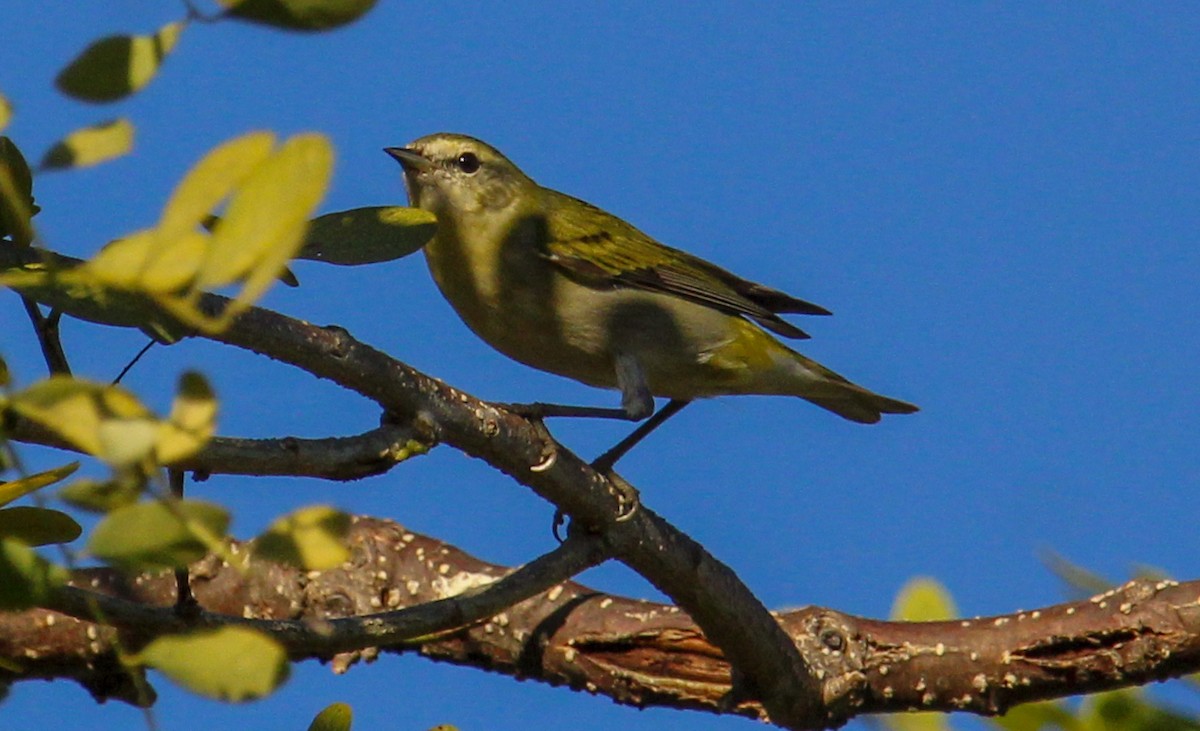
(541, 190, 828, 339)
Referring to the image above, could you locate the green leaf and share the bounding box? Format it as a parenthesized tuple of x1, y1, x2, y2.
(88, 499, 229, 570)
(136, 626, 288, 701)
(85, 228, 208, 293)
(308, 702, 353, 731)
(55, 23, 185, 103)
(1130, 562, 1171, 583)
(883, 713, 951, 731)
(254, 505, 350, 570)
(890, 577, 958, 621)
(0, 92, 11, 133)
(220, 0, 377, 31)
(0, 136, 38, 245)
(155, 371, 217, 464)
(0, 462, 80, 506)
(0, 538, 68, 610)
(298, 206, 435, 265)
(9, 376, 153, 463)
(59, 477, 142, 514)
(0, 506, 82, 546)
(96, 416, 161, 467)
(1040, 549, 1113, 600)
(198, 133, 333, 292)
(41, 118, 135, 171)
(1081, 689, 1200, 731)
(158, 132, 275, 243)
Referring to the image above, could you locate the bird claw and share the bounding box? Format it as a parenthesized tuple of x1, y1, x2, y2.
(605, 471, 641, 522)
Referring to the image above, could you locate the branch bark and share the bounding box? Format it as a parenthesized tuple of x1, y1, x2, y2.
(3, 519, 1198, 723)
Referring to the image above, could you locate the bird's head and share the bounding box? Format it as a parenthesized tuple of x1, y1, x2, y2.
(384, 134, 535, 219)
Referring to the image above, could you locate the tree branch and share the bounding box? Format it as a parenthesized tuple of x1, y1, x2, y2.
(5, 415, 428, 481)
(20, 295, 70, 375)
(4, 520, 1199, 724)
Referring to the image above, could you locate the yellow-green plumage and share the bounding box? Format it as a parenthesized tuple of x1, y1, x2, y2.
(387, 133, 917, 424)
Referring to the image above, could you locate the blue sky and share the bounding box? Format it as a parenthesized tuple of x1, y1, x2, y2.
(4, 3, 1200, 730)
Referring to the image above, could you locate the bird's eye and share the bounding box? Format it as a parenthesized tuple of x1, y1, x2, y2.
(456, 152, 481, 174)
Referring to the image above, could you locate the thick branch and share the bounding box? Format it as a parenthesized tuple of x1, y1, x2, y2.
(4, 520, 1200, 724)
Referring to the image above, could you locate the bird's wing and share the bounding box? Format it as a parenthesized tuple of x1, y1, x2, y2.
(541, 191, 829, 339)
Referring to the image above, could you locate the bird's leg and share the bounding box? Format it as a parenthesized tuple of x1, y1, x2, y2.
(544, 353, 657, 539)
(613, 350, 655, 420)
(502, 352, 656, 421)
(502, 402, 646, 420)
(592, 399, 691, 473)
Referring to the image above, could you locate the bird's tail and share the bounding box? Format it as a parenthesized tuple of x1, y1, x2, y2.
(784, 349, 919, 424)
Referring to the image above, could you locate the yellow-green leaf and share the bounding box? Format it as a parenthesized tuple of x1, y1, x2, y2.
(96, 416, 160, 467)
(0, 506, 82, 546)
(990, 700, 1079, 731)
(298, 206, 435, 265)
(158, 132, 275, 243)
(198, 133, 333, 292)
(55, 23, 185, 103)
(308, 702, 353, 731)
(0, 538, 68, 610)
(0, 462, 80, 506)
(0, 354, 9, 386)
(0, 136, 38, 245)
(1041, 549, 1113, 600)
(890, 577, 958, 622)
(41, 118, 135, 171)
(9, 376, 152, 461)
(0, 92, 11, 133)
(1078, 689, 1200, 731)
(155, 372, 217, 464)
(883, 713, 951, 731)
(136, 626, 288, 701)
(59, 477, 142, 514)
(221, 0, 377, 31)
(88, 499, 229, 570)
(254, 505, 350, 570)
(86, 228, 208, 293)
(72, 232, 154, 288)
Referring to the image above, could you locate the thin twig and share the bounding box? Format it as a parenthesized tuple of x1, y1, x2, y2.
(20, 296, 70, 375)
(113, 339, 157, 384)
(168, 468, 199, 617)
(7, 417, 427, 481)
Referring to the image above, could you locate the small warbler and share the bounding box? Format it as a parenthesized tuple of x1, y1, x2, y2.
(385, 134, 916, 435)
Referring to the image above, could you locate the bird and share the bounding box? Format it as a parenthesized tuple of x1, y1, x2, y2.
(384, 133, 916, 461)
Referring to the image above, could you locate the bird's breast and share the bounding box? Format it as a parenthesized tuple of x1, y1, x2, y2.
(422, 214, 615, 384)
(422, 214, 797, 398)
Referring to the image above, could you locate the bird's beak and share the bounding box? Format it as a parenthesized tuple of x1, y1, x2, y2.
(384, 146, 433, 171)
